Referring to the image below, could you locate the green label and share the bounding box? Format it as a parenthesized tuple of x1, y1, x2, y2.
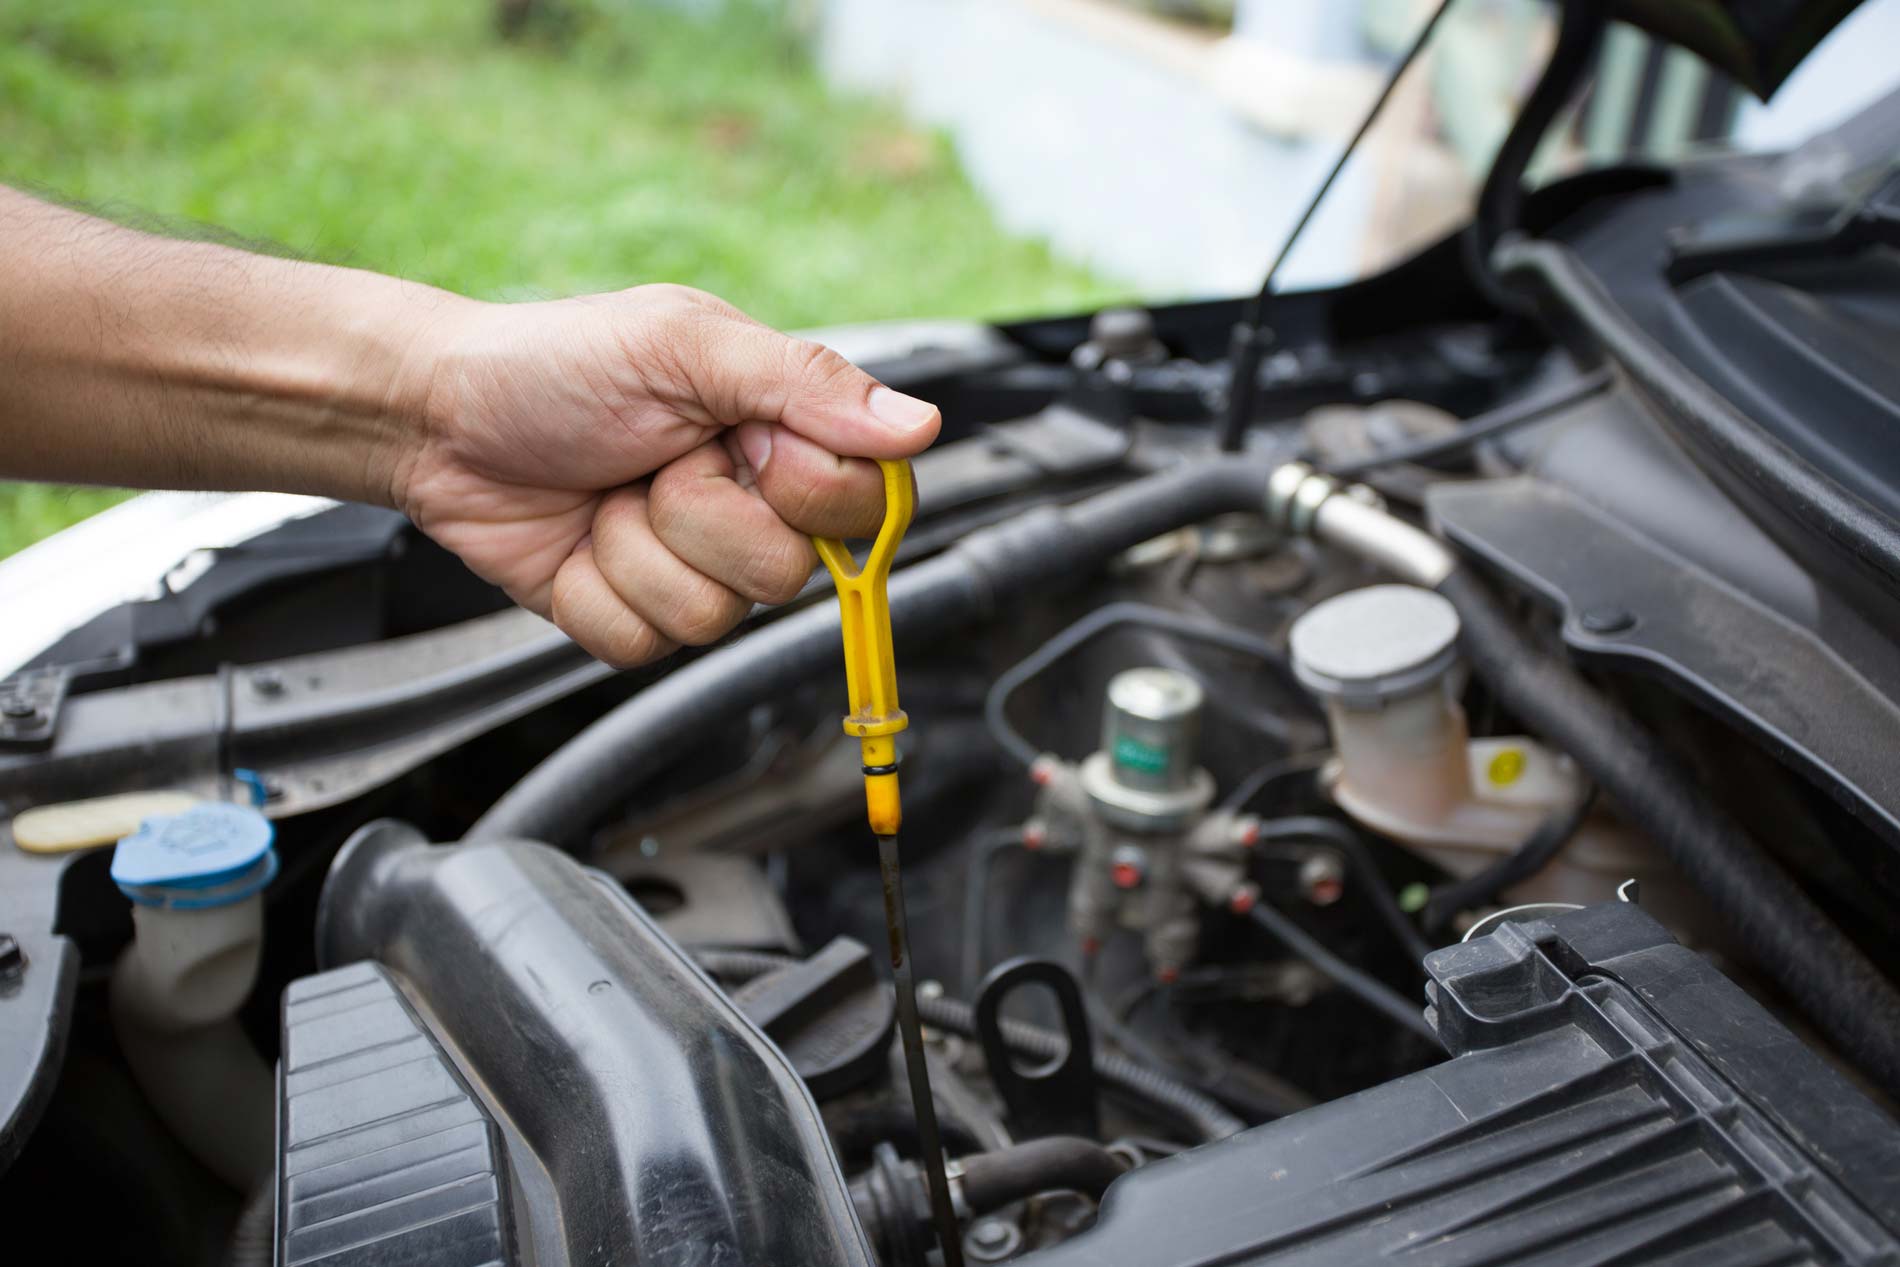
(1112, 736, 1169, 774)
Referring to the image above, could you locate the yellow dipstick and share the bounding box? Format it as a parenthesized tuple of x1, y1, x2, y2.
(814, 457, 964, 1267)
(813, 457, 915, 836)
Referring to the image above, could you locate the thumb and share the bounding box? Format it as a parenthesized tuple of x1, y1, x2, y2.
(699, 317, 941, 460)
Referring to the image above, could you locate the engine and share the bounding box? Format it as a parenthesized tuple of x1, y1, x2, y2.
(9, 210, 1900, 1265)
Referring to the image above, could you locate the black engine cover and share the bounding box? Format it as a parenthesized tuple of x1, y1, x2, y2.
(1023, 901, 1900, 1266)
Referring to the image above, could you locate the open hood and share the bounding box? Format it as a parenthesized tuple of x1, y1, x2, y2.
(1613, 0, 1869, 96)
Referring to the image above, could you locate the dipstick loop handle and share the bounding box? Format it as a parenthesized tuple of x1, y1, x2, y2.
(814, 458, 915, 836)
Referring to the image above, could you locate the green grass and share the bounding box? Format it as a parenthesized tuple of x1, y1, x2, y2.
(0, 0, 1124, 556)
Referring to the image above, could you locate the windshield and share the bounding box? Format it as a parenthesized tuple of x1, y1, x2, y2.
(1020, 0, 1900, 292)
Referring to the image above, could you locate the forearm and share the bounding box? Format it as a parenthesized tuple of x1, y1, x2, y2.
(0, 186, 468, 506)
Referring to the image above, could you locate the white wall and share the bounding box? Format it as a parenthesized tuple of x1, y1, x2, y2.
(814, 0, 1377, 298)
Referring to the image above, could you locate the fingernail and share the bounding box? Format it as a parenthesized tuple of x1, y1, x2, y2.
(869, 386, 937, 435)
(737, 422, 773, 475)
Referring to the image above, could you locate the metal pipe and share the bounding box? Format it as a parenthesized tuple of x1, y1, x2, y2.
(1264, 462, 1455, 586)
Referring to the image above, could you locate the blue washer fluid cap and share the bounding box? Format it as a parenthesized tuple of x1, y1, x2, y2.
(111, 802, 278, 910)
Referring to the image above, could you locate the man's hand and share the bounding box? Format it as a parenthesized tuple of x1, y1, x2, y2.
(0, 188, 939, 668)
(399, 286, 939, 667)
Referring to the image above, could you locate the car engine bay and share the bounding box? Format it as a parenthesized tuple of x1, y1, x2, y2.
(7, 14, 1900, 1265)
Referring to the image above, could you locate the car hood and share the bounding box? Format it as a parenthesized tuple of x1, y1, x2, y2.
(1615, 0, 1868, 96)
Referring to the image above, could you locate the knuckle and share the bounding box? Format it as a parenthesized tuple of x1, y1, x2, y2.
(770, 475, 826, 528)
(665, 576, 748, 646)
(749, 536, 817, 604)
(630, 282, 712, 315)
(783, 337, 856, 391)
(601, 621, 669, 671)
(645, 470, 706, 544)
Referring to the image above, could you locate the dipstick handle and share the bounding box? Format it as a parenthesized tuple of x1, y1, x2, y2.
(814, 458, 916, 836)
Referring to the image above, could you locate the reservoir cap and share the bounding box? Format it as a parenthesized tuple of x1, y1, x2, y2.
(111, 802, 278, 909)
(1290, 584, 1461, 706)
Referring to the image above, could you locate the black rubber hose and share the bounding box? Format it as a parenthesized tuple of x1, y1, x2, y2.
(958, 1136, 1129, 1212)
(225, 1178, 274, 1267)
(983, 601, 1309, 769)
(471, 458, 1274, 847)
(692, 949, 1245, 1143)
(1253, 816, 1433, 965)
(1461, 0, 1605, 314)
(1244, 902, 1438, 1043)
(1322, 367, 1613, 479)
(1421, 784, 1597, 934)
(920, 993, 1243, 1144)
(1436, 565, 1900, 1095)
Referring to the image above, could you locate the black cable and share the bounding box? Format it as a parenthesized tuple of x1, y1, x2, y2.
(1253, 815, 1433, 966)
(1459, 0, 1611, 313)
(1146, 1007, 1317, 1121)
(1219, 0, 1458, 451)
(970, 860, 1283, 1122)
(983, 601, 1307, 771)
(693, 949, 1246, 1142)
(1244, 0, 1458, 324)
(1244, 902, 1437, 1042)
(1323, 367, 1614, 478)
(1218, 752, 1328, 814)
(1462, 0, 1608, 313)
(1110, 969, 1319, 1119)
(1422, 784, 1597, 934)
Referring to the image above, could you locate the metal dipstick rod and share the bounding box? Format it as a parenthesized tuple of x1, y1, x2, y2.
(815, 459, 964, 1267)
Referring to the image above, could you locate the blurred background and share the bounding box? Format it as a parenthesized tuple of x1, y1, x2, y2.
(4, 0, 1895, 555)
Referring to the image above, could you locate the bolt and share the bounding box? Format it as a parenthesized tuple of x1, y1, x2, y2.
(1578, 607, 1635, 635)
(0, 933, 23, 982)
(1021, 820, 1047, 851)
(1229, 885, 1259, 916)
(970, 1221, 1009, 1250)
(1232, 816, 1260, 848)
(1029, 755, 1060, 788)
(1, 699, 39, 723)
(966, 1217, 1022, 1262)
(1109, 845, 1148, 890)
(1299, 852, 1347, 907)
(250, 668, 286, 698)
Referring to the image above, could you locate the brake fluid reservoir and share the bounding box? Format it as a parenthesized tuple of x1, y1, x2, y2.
(1290, 585, 1672, 917)
(1290, 585, 1472, 823)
